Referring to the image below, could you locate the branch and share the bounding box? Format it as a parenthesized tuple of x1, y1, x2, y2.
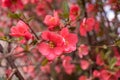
(7, 69, 17, 80)
(19, 18, 40, 40)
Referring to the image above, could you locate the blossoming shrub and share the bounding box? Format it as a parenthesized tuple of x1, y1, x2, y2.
(0, 0, 120, 80)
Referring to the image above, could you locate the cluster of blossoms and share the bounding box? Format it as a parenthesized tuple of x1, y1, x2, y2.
(79, 17, 99, 37)
(10, 20, 33, 43)
(38, 21, 78, 60)
(1, 0, 120, 80)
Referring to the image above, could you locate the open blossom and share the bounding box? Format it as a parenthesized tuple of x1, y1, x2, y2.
(69, 4, 80, 21)
(93, 69, 117, 80)
(38, 31, 64, 60)
(62, 56, 75, 75)
(44, 11, 60, 30)
(79, 18, 95, 36)
(78, 75, 87, 80)
(93, 70, 101, 78)
(87, 4, 97, 13)
(2, 0, 24, 11)
(78, 44, 89, 58)
(80, 59, 90, 70)
(35, 2, 47, 17)
(60, 28, 78, 53)
(10, 20, 33, 40)
(2, 0, 11, 7)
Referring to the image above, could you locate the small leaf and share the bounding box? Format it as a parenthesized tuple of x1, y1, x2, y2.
(115, 39, 120, 47)
(41, 58, 48, 66)
(109, 57, 117, 69)
(61, 1, 69, 18)
(8, 12, 21, 19)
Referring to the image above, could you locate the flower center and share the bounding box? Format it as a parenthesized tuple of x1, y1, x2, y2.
(72, 11, 78, 16)
(12, 0, 17, 4)
(49, 41, 56, 48)
(50, 17, 55, 22)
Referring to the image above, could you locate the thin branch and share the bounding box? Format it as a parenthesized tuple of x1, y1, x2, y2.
(19, 18, 40, 40)
(7, 69, 17, 80)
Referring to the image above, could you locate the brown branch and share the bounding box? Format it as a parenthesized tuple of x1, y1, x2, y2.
(7, 69, 17, 80)
(19, 18, 40, 40)
(6, 56, 25, 80)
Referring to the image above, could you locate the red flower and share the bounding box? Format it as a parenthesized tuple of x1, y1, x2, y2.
(100, 70, 112, 80)
(62, 56, 75, 75)
(2, 0, 24, 11)
(38, 31, 64, 60)
(80, 59, 90, 70)
(78, 44, 89, 58)
(44, 11, 60, 30)
(10, 20, 33, 40)
(60, 28, 78, 53)
(78, 75, 87, 80)
(96, 54, 104, 66)
(87, 4, 96, 13)
(79, 18, 95, 36)
(69, 4, 80, 21)
(35, 2, 47, 17)
(2, 0, 11, 7)
(93, 70, 100, 78)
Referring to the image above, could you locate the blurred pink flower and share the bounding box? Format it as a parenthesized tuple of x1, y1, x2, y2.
(79, 18, 95, 36)
(62, 56, 75, 75)
(60, 28, 78, 53)
(69, 4, 80, 21)
(10, 20, 33, 40)
(44, 11, 60, 30)
(80, 59, 90, 70)
(78, 44, 89, 58)
(78, 75, 87, 80)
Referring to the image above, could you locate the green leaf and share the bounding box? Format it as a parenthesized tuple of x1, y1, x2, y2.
(41, 58, 48, 66)
(115, 39, 120, 47)
(104, 50, 111, 59)
(109, 57, 117, 69)
(8, 12, 21, 19)
(61, 1, 69, 18)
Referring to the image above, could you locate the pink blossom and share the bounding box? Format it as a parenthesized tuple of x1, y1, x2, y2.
(60, 28, 78, 53)
(2, 0, 11, 8)
(38, 31, 64, 60)
(93, 70, 100, 78)
(87, 4, 96, 13)
(10, 20, 33, 40)
(62, 56, 75, 75)
(100, 70, 112, 80)
(35, 2, 47, 17)
(69, 4, 80, 21)
(44, 11, 60, 30)
(79, 18, 95, 36)
(78, 44, 89, 58)
(41, 63, 50, 73)
(2, 0, 24, 11)
(80, 59, 90, 70)
(78, 75, 87, 80)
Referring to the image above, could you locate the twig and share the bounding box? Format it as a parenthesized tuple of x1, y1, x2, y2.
(7, 69, 17, 80)
(19, 18, 40, 40)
